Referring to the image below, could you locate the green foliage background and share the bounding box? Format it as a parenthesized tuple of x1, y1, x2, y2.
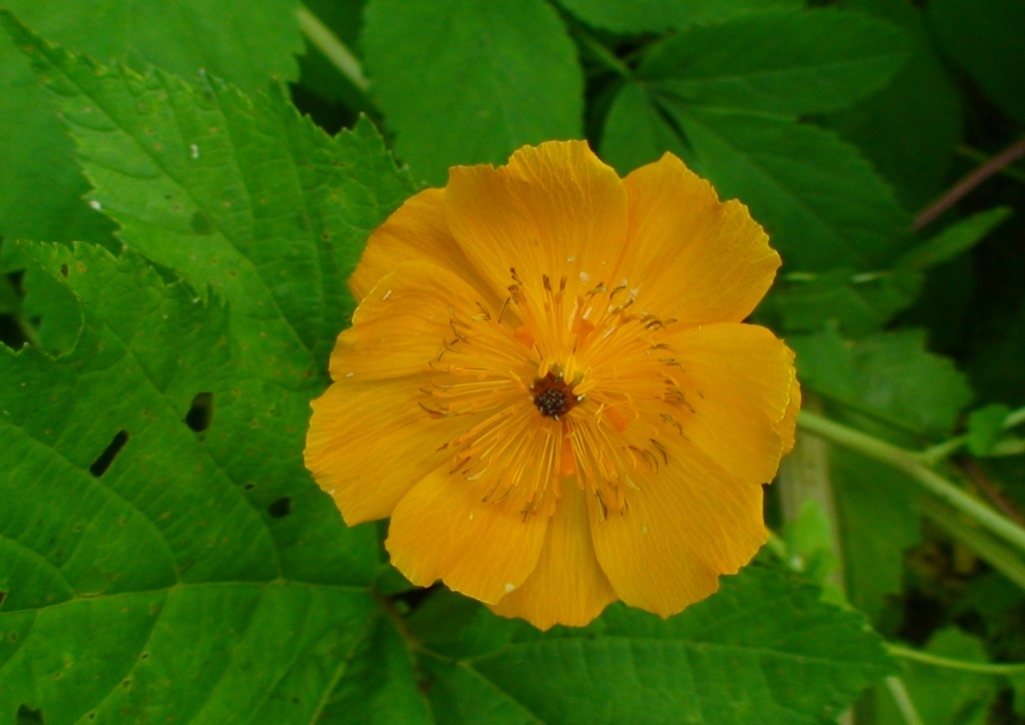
(0, 0, 1023, 722)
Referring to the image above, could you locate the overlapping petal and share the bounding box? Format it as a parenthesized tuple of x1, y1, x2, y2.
(490, 483, 617, 629)
(619, 153, 780, 326)
(445, 141, 630, 311)
(587, 443, 768, 616)
(386, 466, 549, 604)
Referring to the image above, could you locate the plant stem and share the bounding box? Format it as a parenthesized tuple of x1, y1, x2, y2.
(297, 4, 370, 93)
(888, 643, 1025, 676)
(917, 496, 1025, 590)
(914, 135, 1025, 231)
(797, 411, 1025, 556)
(13, 311, 42, 349)
(918, 404, 1025, 465)
(885, 677, 924, 725)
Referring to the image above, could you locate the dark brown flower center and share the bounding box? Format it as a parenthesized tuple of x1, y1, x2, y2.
(531, 372, 577, 420)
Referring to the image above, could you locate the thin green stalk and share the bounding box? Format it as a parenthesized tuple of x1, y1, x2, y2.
(570, 23, 633, 79)
(885, 677, 924, 725)
(919, 404, 1025, 465)
(297, 4, 370, 93)
(797, 411, 1025, 556)
(917, 496, 1025, 590)
(888, 643, 1025, 676)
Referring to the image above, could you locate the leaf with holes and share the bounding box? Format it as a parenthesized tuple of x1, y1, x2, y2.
(0, 242, 384, 722)
(5, 12, 416, 374)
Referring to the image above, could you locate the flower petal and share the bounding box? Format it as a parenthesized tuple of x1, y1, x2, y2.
(350, 187, 495, 305)
(386, 467, 549, 604)
(588, 447, 767, 617)
(620, 153, 780, 326)
(305, 379, 464, 524)
(330, 260, 495, 382)
(445, 141, 629, 305)
(651, 323, 798, 486)
(490, 483, 616, 629)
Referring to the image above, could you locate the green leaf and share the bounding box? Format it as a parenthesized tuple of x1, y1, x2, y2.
(638, 9, 909, 115)
(558, 0, 801, 33)
(780, 500, 841, 590)
(408, 567, 895, 724)
(930, 0, 1025, 123)
(361, 0, 583, 184)
(967, 404, 1012, 457)
(759, 266, 923, 337)
(899, 207, 1013, 270)
(0, 0, 303, 247)
(660, 107, 910, 271)
(793, 328, 973, 436)
(828, 0, 963, 211)
(6, 13, 415, 372)
(0, 243, 380, 721)
(878, 630, 995, 725)
(790, 329, 974, 618)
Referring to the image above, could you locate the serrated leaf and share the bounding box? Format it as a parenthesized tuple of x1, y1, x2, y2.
(663, 107, 910, 271)
(405, 567, 894, 724)
(930, 0, 1025, 123)
(967, 404, 1012, 457)
(792, 328, 973, 435)
(0, 243, 381, 722)
(760, 266, 923, 337)
(559, 0, 802, 33)
(899, 207, 1013, 270)
(0, 0, 303, 247)
(638, 9, 909, 115)
(828, 0, 963, 211)
(877, 630, 995, 725)
(6, 13, 415, 373)
(361, 0, 583, 184)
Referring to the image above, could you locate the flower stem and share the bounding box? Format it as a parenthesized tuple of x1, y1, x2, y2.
(797, 411, 1025, 556)
(888, 643, 1025, 676)
(919, 404, 1025, 465)
(885, 677, 924, 725)
(297, 4, 370, 93)
(914, 135, 1025, 231)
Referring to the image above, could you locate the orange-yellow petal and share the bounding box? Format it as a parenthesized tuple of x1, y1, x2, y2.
(619, 153, 780, 326)
(444, 141, 629, 310)
(386, 467, 549, 604)
(350, 188, 495, 305)
(330, 260, 492, 382)
(588, 445, 767, 617)
(304, 380, 463, 524)
(650, 323, 797, 486)
(489, 483, 616, 629)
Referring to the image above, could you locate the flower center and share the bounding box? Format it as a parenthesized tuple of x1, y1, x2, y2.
(531, 372, 577, 420)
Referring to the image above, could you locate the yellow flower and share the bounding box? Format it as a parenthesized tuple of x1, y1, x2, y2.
(305, 141, 800, 630)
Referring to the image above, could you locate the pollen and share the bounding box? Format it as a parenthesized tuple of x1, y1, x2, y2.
(531, 373, 576, 420)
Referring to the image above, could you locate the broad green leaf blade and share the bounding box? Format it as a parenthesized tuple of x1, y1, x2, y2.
(0, 243, 380, 722)
(559, 0, 801, 34)
(930, 0, 1025, 123)
(361, 0, 583, 184)
(759, 267, 923, 337)
(7, 14, 415, 373)
(828, 0, 962, 211)
(898, 207, 1013, 270)
(409, 568, 895, 724)
(877, 630, 995, 725)
(667, 107, 910, 271)
(639, 9, 909, 115)
(790, 328, 974, 617)
(0, 0, 303, 247)
(600, 82, 690, 176)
